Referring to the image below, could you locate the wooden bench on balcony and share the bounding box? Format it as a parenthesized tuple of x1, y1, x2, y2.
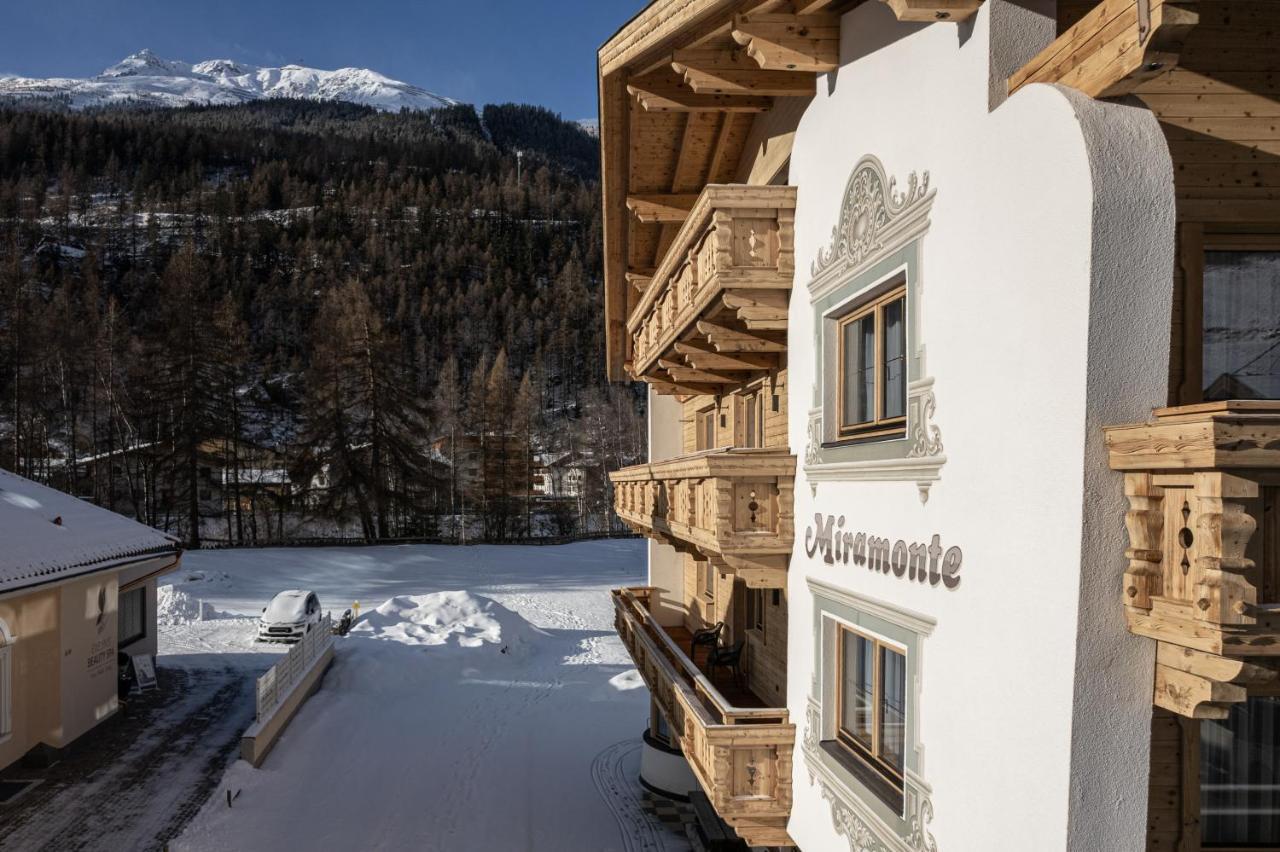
(626, 185, 796, 398)
(1106, 401, 1280, 719)
(613, 587, 794, 848)
(611, 447, 796, 588)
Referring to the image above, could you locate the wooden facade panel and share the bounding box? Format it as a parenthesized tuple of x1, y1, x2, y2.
(746, 586, 788, 705)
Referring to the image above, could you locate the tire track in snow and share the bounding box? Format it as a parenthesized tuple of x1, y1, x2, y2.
(591, 738, 667, 852)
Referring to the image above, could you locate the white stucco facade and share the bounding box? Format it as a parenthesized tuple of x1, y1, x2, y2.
(784, 3, 1175, 851)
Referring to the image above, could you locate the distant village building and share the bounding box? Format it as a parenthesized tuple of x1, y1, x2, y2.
(0, 468, 180, 772)
(532, 451, 590, 499)
(430, 434, 534, 502)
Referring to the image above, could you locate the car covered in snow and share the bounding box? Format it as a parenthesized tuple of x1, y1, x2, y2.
(258, 590, 323, 642)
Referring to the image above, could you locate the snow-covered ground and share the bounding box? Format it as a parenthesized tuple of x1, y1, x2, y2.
(164, 539, 657, 852)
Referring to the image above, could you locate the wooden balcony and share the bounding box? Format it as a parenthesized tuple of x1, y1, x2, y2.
(626, 184, 796, 397)
(1105, 402, 1280, 719)
(611, 448, 795, 587)
(1008, 0, 1198, 99)
(613, 587, 794, 848)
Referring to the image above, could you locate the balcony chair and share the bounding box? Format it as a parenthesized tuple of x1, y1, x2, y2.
(708, 639, 746, 687)
(691, 621, 724, 665)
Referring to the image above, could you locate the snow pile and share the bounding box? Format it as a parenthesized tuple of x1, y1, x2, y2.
(350, 591, 536, 654)
(156, 585, 222, 625)
(180, 569, 233, 588)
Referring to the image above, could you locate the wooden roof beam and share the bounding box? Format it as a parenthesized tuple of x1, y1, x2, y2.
(731, 13, 839, 73)
(628, 69, 771, 112)
(881, 0, 983, 23)
(674, 340, 777, 372)
(659, 361, 745, 384)
(626, 267, 655, 293)
(644, 377, 727, 397)
(627, 193, 700, 224)
(671, 48, 817, 97)
(697, 320, 787, 352)
(1008, 0, 1197, 99)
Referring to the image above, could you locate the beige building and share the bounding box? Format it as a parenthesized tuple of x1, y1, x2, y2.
(0, 468, 180, 772)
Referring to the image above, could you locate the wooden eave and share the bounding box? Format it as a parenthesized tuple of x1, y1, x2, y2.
(1008, 0, 1199, 99)
(598, 0, 979, 381)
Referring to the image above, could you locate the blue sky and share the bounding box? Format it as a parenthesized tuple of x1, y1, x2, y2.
(0, 0, 647, 119)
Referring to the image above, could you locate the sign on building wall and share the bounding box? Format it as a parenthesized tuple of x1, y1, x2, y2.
(804, 513, 962, 589)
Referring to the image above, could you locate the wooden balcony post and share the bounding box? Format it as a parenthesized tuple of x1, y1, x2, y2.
(1123, 472, 1165, 611)
(777, 208, 795, 276)
(714, 476, 735, 539)
(1192, 472, 1259, 627)
(711, 744, 733, 809)
(777, 473, 794, 541)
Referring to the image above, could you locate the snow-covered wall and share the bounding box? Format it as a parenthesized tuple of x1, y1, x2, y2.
(784, 3, 1174, 850)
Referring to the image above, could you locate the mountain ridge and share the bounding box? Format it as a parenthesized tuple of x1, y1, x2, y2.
(0, 48, 458, 112)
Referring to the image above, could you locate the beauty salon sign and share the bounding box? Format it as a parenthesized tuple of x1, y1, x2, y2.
(804, 513, 962, 589)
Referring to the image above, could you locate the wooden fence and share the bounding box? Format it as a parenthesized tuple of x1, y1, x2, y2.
(255, 614, 333, 722)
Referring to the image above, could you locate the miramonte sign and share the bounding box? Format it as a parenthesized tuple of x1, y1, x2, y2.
(804, 513, 962, 589)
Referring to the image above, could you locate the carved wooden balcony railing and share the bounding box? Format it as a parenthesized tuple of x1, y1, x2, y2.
(626, 185, 796, 397)
(611, 448, 795, 587)
(1008, 0, 1198, 99)
(613, 587, 794, 848)
(1106, 401, 1280, 719)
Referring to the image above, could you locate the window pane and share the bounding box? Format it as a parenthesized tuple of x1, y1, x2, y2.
(860, 317, 876, 422)
(1202, 697, 1280, 846)
(842, 316, 875, 426)
(880, 647, 906, 773)
(882, 296, 906, 420)
(1203, 251, 1280, 401)
(840, 632, 875, 748)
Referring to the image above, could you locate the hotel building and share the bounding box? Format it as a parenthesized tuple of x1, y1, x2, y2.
(597, 1, 1280, 849)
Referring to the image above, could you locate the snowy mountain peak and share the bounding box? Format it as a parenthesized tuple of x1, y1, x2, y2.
(101, 49, 193, 79)
(0, 50, 458, 112)
(191, 59, 259, 78)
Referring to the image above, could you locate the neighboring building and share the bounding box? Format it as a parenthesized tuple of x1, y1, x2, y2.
(431, 434, 534, 502)
(0, 468, 181, 772)
(63, 437, 294, 530)
(598, 2, 1280, 851)
(532, 451, 591, 499)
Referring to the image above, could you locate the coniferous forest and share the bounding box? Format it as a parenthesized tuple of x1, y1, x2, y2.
(0, 99, 645, 545)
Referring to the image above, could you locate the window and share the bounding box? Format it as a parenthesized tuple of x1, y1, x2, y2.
(701, 562, 715, 600)
(837, 286, 907, 440)
(1202, 251, 1280, 401)
(835, 625, 906, 807)
(696, 406, 717, 451)
(1201, 696, 1280, 847)
(746, 587, 765, 634)
(741, 391, 764, 448)
(118, 586, 146, 648)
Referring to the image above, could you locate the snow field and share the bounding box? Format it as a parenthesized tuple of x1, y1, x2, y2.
(166, 540, 649, 852)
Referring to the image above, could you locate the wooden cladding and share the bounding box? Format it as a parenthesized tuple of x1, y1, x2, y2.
(1105, 401, 1280, 719)
(627, 184, 796, 396)
(1008, 0, 1199, 99)
(611, 448, 796, 587)
(613, 587, 794, 847)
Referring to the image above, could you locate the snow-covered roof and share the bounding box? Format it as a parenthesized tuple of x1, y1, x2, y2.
(0, 468, 180, 595)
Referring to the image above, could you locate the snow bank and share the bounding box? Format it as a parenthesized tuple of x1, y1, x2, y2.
(350, 591, 538, 656)
(156, 585, 223, 625)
